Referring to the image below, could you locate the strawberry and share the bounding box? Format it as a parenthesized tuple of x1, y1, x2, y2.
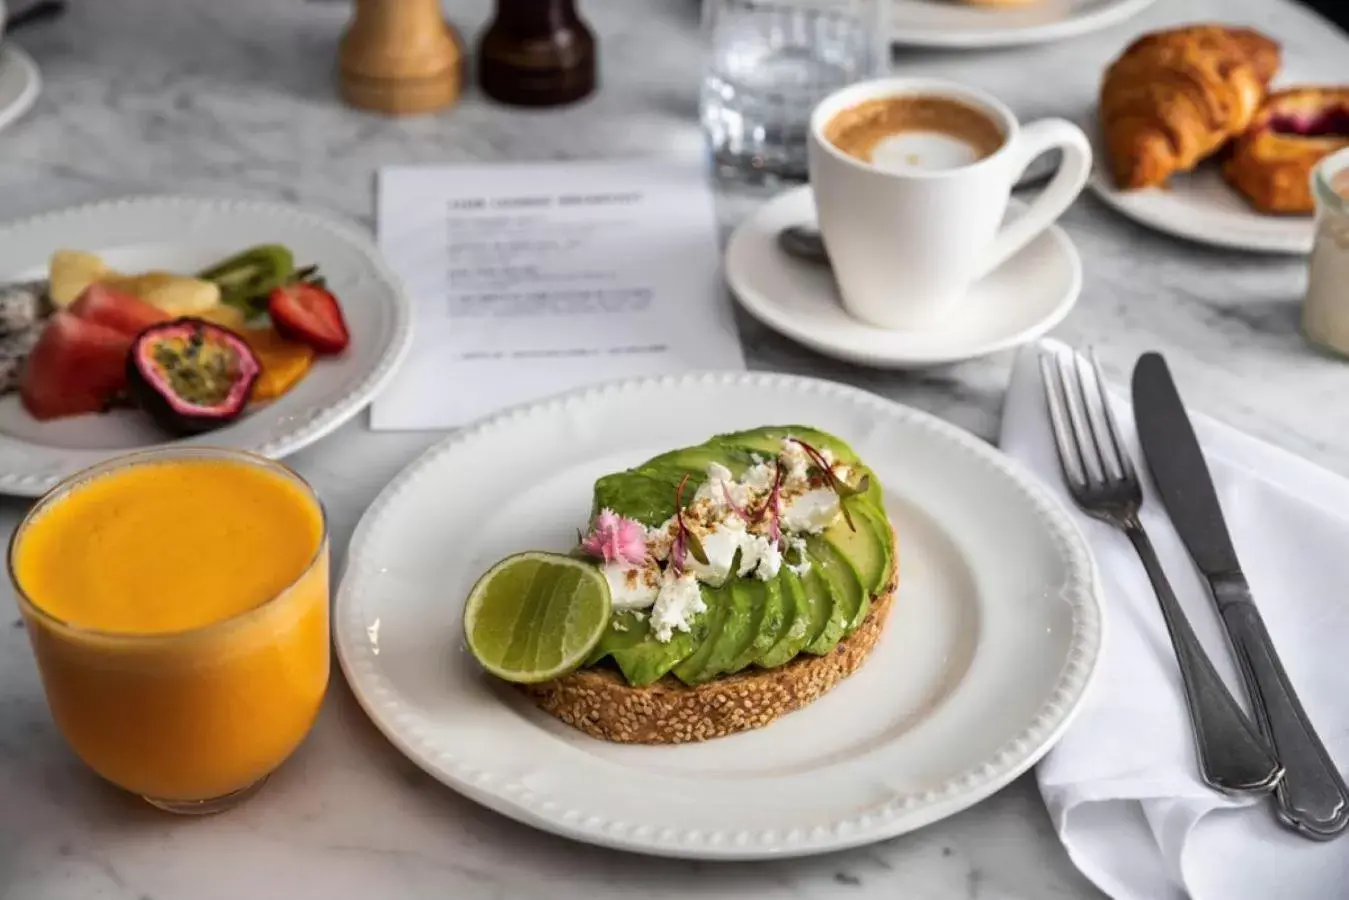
(268, 282, 350, 354)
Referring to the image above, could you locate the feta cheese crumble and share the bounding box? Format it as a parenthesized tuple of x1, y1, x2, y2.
(602, 561, 660, 610)
(684, 513, 749, 585)
(650, 571, 706, 642)
(592, 444, 859, 642)
(781, 487, 842, 534)
(737, 532, 782, 580)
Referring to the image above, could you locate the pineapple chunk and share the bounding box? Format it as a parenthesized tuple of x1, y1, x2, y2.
(193, 304, 250, 332)
(106, 271, 221, 316)
(48, 250, 110, 307)
(49, 250, 221, 316)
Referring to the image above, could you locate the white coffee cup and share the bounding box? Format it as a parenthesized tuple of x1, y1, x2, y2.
(807, 77, 1091, 331)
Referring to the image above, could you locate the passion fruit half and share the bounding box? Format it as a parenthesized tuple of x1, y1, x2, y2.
(127, 318, 261, 434)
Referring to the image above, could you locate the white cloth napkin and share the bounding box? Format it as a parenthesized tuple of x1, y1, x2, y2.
(1000, 340, 1349, 900)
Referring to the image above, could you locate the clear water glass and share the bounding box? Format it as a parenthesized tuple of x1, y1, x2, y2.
(701, 0, 887, 184)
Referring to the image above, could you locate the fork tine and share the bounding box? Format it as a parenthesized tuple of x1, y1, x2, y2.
(1075, 349, 1125, 484)
(1055, 347, 1107, 488)
(1039, 352, 1089, 492)
(1088, 349, 1137, 483)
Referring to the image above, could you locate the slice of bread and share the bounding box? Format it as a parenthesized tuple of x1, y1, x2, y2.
(520, 556, 897, 744)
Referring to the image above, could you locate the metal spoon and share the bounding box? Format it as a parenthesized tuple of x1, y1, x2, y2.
(3, 0, 67, 36)
(777, 225, 830, 265)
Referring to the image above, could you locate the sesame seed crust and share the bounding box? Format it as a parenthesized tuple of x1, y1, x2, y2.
(519, 550, 898, 745)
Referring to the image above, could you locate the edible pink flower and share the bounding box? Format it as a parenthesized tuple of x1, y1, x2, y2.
(580, 509, 647, 565)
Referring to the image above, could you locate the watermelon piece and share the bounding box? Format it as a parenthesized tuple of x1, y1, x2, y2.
(20, 312, 134, 420)
(68, 283, 168, 336)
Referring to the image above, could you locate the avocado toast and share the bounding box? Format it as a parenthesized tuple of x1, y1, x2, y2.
(472, 426, 898, 744)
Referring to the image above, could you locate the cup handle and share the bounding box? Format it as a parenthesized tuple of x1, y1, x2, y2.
(975, 118, 1092, 281)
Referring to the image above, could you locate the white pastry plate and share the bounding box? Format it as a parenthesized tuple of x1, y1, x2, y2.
(1086, 113, 1315, 254)
(725, 186, 1081, 368)
(0, 196, 412, 495)
(335, 373, 1103, 860)
(890, 0, 1155, 49)
(0, 42, 41, 135)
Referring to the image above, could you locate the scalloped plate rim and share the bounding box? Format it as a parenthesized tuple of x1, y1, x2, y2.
(333, 371, 1104, 860)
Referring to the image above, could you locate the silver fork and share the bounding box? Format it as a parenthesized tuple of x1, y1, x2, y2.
(1040, 346, 1284, 796)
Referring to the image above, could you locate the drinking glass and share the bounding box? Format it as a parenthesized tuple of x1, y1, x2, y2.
(701, 0, 888, 183)
(9, 448, 330, 814)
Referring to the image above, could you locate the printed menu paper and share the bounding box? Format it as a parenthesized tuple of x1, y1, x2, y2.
(372, 162, 745, 429)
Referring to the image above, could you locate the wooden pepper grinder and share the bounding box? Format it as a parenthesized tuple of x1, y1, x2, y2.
(478, 0, 597, 107)
(338, 0, 464, 116)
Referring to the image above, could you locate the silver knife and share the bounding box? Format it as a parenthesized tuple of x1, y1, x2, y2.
(1132, 352, 1349, 840)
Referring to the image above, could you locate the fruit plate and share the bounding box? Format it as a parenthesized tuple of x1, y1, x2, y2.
(0, 196, 412, 496)
(335, 372, 1103, 860)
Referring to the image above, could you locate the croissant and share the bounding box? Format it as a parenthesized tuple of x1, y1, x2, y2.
(1101, 25, 1282, 190)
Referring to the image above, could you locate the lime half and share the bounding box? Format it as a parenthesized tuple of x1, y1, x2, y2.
(463, 551, 612, 684)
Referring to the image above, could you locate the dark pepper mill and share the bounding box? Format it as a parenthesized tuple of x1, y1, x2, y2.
(477, 0, 597, 107)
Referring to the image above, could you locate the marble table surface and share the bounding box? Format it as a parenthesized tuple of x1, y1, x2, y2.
(1, 0, 1346, 897)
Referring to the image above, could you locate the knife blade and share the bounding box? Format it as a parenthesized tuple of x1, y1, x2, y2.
(1132, 351, 1349, 840)
(1130, 354, 1240, 577)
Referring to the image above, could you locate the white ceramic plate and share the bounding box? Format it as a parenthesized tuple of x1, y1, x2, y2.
(0, 196, 412, 495)
(890, 0, 1155, 49)
(335, 373, 1103, 860)
(725, 187, 1081, 368)
(0, 43, 41, 135)
(1085, 113, 1315, 255)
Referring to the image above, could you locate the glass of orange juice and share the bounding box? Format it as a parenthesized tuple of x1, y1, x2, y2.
(9, 447, 329, 814)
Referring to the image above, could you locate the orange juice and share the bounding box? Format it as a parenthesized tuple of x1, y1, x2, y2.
(10, 449, 329, 811)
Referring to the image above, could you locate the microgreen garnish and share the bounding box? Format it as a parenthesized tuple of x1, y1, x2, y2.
(720, 480, 747, 518)
(671, 475, 709, 573)
(686, 529, 709, 566)
(749, 462, 785, 542)
(789, 438, 868, 532)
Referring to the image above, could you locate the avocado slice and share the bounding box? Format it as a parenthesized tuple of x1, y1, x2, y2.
(757, 568, 812, 668)
(676, 576, 761, 684)
(639, 442, 756, 480)
(611, 603, 711, 687)
(797, 563, 837, 653)
(588, 590, 719, 687)
(823, 498, 891, 595)
(588, 610, 649, 665)
(672, 581, 733, 685)
(633, 461, 709, 501)
(728, 575, 786, 673)
(804, 537, 864, 653)
(713, 425, 859, 462)
(591, 471, 680, 527)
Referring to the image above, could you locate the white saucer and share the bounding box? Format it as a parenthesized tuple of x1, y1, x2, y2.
(1084, 111, 1315, 255)
(0, 43, 40, 135)
(725, 186, 1082, 368)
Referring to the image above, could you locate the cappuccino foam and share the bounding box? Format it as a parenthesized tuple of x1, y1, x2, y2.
(825, 96, 1005, 172)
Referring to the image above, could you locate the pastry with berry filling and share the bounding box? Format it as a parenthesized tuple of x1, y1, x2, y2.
(1223, 87, 1349, 214)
